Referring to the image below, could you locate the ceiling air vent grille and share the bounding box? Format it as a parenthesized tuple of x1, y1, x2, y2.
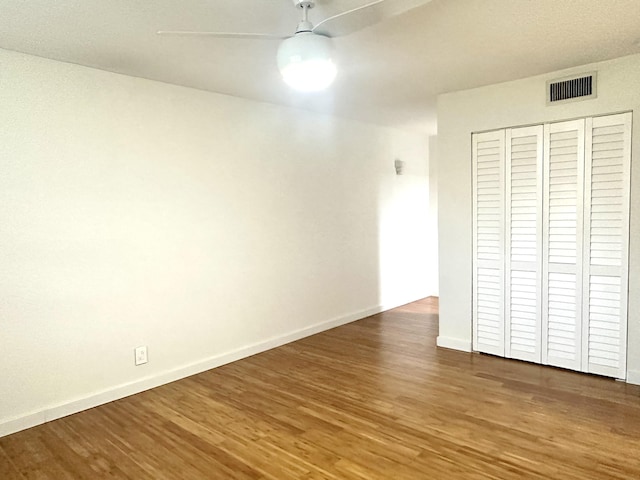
(547, 72, 597, 104)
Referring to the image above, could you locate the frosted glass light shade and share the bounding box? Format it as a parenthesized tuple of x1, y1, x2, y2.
(277, 32, 337, 92)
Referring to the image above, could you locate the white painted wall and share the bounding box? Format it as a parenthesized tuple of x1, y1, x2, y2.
(437, 53, 640, 383)
(0, 48, 434, 436)
(428, 136, 439, 297)
(379, 144, 433, 306)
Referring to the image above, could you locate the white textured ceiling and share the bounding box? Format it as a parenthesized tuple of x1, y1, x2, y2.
(2, 0, 640, 133)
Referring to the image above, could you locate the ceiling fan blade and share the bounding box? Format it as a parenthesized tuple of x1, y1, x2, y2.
(157, 31, 288, 40)
(312, 0, 432, 38)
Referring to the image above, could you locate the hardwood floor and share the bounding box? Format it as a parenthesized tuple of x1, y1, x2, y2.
(2, 297, 640, 479)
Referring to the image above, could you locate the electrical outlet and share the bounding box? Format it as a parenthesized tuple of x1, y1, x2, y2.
(134, 346, 148, 366)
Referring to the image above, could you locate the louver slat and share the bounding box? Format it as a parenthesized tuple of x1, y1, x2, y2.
(583, 113, 631, 379)
(473, 131, 505, 356)
(588, 276, 620, 368)
(543, 120, 584, 371)
(505, 126, 542, 362)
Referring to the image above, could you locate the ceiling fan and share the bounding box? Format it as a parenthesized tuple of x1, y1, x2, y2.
(158, 0, 412, 92)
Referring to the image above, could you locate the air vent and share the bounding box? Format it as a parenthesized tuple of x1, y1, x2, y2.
(547, 72, 597, 104)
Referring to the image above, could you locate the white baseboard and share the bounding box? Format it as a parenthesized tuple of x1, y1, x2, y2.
(0, 304, 387, 439)
(0, 412, 46, 441)
(627, 369, 640, 386)
(436, 335, 472, 352)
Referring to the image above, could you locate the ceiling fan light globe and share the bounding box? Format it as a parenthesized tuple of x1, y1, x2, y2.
(280, 59, 337, 92)
(277, 33, 337, 92)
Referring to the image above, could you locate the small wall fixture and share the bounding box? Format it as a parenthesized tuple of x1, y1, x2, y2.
(394, 159, 405, 175)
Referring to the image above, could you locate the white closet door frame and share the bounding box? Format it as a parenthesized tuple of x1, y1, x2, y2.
(542, 119, 585, 371)
(581, 112, 632, 379)
(473, 130, 505, 356)
(505, 126, 543, 363)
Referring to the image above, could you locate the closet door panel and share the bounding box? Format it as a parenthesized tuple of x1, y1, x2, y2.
(582, 113, 631, 379)
(505, 126, 543, 362)
(473, 130, 505, 356)
(542, 120, 585, 371)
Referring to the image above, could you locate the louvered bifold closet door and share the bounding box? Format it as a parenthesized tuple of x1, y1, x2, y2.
(582, 113, 631, 379)
(542, 120, 585, 371)
(505, 126, 543, 362)
(473, 130, 505, 356)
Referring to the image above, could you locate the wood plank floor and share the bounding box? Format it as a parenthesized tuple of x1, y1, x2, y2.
(2, 297, 640, 479)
